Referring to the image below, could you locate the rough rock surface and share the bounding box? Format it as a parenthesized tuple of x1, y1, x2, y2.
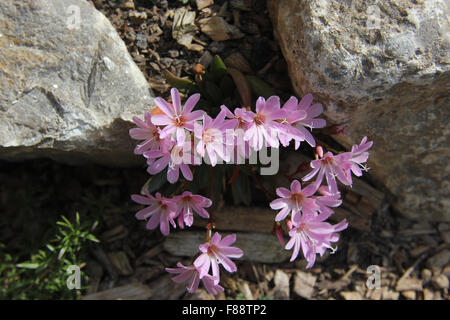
(268, 0, 450, 221)
(0, 0, 154, 166)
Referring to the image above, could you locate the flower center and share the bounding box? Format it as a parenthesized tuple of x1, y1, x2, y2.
(152, 128, 160, 140)
(207, 245, 218, 257)
(160, 202, 168, 210)
(203, 129, 215, 144)
(254, 113, 265, 125)
(322, 157, 334, 165)
(174, 114, 185, 127)
(291, 193, 304, 204)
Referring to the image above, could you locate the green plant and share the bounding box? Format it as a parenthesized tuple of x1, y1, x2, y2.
(0, 213, 99, 299)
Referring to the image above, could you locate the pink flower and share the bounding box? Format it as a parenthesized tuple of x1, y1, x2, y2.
(194, 232, 243, 283)
(165, 263, 224, 295)
(220, 106, 249, 131)
(270, 180, 320, 222)
(314, 187, 342, 215)
(194, 108, 235, 166)
(173, 191, 212, 228)
(129, 112, 162, 154)
(278, 96, 310, 149)
(151, 88, 204, 145)
(290, 93, 326, 147)
(285, 212, 348, 268)
(220, 105, 251, 162)
(242, 96, 287, 151)
(131, 191, 178, 236)
(302, 151, 352, 194)
(346, 136, 373, 181)
(144, 139, 193, 184)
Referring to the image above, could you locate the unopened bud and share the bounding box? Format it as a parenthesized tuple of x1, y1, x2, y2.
(193, 64, 205, 74)
(286, 218, 293, 230)
(315, 145, 324, 158)
(273, 223, 285, 247)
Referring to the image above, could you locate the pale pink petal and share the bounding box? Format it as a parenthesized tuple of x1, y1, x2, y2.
(298, 93, 313, 110)
(302, 167, 319, 182)
(180, 164, 193, 181)
(146, 212, 161, 230)
(276, 187, 291, 198)
(151, 114, 172, 126)
(167, 165, 180, 184)
(219, 247, 243, 258)
(131, 194, 153, 205)
(219, 234, 236, 247)
(154, 97, 175, 116)
(182, 93, 200, 114)
(275, 206, 291, 221)
(270, 198, 287, 210)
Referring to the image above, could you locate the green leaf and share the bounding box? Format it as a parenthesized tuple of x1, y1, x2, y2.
(86, 234, 100, 243)
(57, 247, 66, 260)
(16, 262, 39, 269)
(211, 55, 227, 74)
(163, 69, 197, 94)
(246, 75, 276, 99)
(206, 55, 227, 83)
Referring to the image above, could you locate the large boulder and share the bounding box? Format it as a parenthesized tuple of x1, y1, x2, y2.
(268, 0, 450, 221)
(0, 0, 154, 166)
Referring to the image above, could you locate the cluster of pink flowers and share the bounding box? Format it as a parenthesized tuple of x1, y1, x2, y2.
(129, 88, 372, 296)
(130, 88, 327, 183)
(166, 232, 243, 295)
(270, 137, 373, 268)
(131, 190, 212, 235)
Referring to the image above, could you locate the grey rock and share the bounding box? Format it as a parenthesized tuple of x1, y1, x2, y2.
(421, 268, 433, 283)
(196, 0, 214, 11)
(273, 269, 290, 300)
(431, 274, 449, 289)
(163, 231, 291, 263)
(172, 8, 197, 48)
(268, 0, 450, 221)
(340, 291, 364, 300)
(0, 0, 154, 166)
(199, 16, 244, 41)
(135, 32, 148, 50)
(395, 277, 423, 291)
(293, 271, 317, 299)
(426, 249, 450, 271)
(184, 288, 216, 300)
